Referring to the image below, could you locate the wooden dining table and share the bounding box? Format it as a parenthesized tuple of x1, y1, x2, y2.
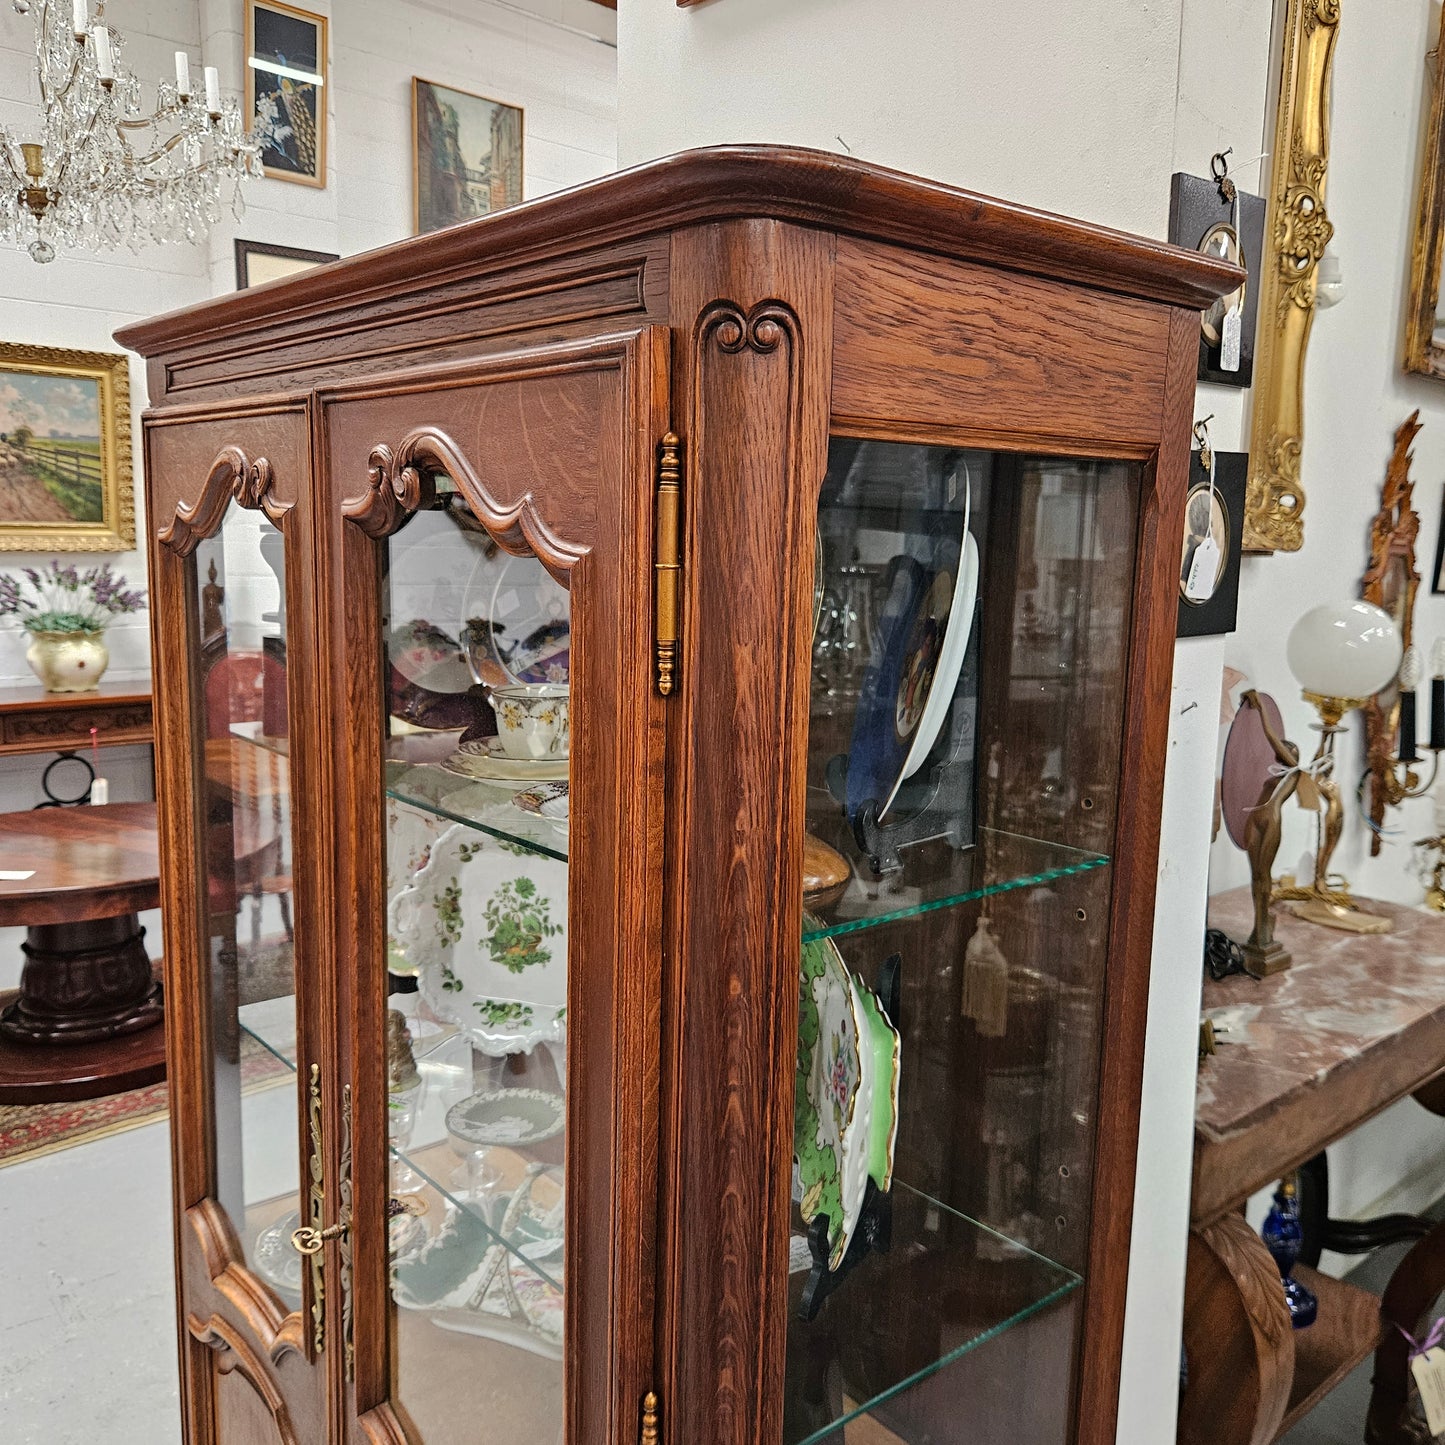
(0, 802, 165, 1103)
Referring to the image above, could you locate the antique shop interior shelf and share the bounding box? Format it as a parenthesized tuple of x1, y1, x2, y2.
(114, 147, 1237, 1445)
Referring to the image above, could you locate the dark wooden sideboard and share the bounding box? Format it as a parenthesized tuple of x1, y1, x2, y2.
(0, 677, 152, 756)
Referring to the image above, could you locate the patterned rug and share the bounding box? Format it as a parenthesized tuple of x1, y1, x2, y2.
(0, 939, 297, 1169)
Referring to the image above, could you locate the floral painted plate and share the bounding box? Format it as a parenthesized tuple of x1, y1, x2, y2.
(389, 821, 567, 1056)
(386, 796, 450, 976)
(796, 925, 861, 1271)
(795, 919, 902, 1272)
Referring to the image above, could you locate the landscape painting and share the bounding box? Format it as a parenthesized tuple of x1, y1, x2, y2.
(0, 345, 134, 552)
(414, 78, 523, 234)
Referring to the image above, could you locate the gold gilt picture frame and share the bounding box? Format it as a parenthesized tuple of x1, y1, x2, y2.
(245, 0, 328, 189)
(0, 343, 134, 553)
(1405, 7, 1445, 380)
(1245, 0, 1341, 553)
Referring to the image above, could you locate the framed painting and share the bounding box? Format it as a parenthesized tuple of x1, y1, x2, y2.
(245, 0, 327, 188)
(0, 344, 134, 552)
(413, 78, 523, 234)
(235, 238, 338, 289)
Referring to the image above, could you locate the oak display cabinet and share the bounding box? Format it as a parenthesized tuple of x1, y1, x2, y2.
(117, 147, 1236, 1445)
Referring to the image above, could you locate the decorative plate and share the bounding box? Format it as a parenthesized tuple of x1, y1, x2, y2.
(795, 920, 903, 1273)
(513, 781, 569, 834)
(795, 925, 862, 1271)
(389, 821, 567, 1055)
(845, 497, 978, 823)
(850, 974, 901, 1195)
(253, 1211, 305, 1305)
(388, 618, 484, 732)
(445, 1087, 566, 1147)
(386, 796, 450, 976)
(462, 553, 571, 687)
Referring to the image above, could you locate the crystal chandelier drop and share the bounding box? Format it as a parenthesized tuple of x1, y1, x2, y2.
(1, 0, 274, 263)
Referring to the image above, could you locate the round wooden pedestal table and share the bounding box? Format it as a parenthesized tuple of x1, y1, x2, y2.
(0, 801, 164, 1104)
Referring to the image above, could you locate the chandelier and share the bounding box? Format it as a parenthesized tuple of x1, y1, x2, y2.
(1, 0, 273, 263)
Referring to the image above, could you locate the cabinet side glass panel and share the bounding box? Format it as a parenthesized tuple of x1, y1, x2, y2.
(381, 492, 571, 1440)
(785, 439, 1138, 1442)
(191, 508, 301, 1306)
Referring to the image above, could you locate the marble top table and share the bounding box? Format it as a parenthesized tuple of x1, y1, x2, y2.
(1194, 887, 1445, 1227)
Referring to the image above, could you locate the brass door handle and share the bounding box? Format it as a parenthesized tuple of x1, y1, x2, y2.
(290, 1219, 348, 1256)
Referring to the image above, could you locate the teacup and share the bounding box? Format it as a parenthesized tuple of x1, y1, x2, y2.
(492, 684, 570, 760)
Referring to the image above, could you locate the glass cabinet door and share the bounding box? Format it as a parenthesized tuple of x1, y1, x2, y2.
(330, 331, 667, 1445)
(381, 495, 572, 1438)
(174, 486, 328, 1438)
(785, 438, 1139, 1443)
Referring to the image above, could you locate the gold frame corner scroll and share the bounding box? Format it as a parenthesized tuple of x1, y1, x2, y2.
(1245, 0, 1340, 554)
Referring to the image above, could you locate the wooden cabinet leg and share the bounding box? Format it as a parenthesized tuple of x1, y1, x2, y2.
(1178, 1212, 1294, 1445)
(1367, 1219, 1445, 1445)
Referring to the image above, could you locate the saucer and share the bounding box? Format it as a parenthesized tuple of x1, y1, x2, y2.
(441, 738, 569, 783)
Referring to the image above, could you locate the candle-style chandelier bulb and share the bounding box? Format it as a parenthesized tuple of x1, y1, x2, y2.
(1402, 645, 1424, 690)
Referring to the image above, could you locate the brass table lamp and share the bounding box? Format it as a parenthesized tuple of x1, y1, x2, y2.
(1273, 601, 1402, 933)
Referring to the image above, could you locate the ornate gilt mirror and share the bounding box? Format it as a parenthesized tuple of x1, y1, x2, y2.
(1406, 6, 1445, 378)
(1362, 413, 1422, 854)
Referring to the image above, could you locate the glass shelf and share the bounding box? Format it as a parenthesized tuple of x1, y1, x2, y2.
(386, 759, 567, 863)
(801, 815, 1108, 944)
(237, 996, 562, 1290)
(785, 1181, 1081, 1445)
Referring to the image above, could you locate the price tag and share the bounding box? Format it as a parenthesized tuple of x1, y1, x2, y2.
(1296, 772, 1322, 813)
(788, 1235, 813, 1275)
(1220, 303, 1242, 372)
(1185, 533, 1221, 602)
(1412, 1347, 1445, 1434)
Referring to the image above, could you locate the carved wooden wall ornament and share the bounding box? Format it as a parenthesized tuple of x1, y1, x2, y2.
(1245, 0, 1340, 553)
(1362, 412, 1423, 853)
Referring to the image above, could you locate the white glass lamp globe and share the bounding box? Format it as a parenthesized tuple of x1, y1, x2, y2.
(1286, 600, 1402, 701)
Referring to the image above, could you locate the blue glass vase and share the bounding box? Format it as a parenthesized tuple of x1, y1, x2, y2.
(1261, 1177, 1317, 1329)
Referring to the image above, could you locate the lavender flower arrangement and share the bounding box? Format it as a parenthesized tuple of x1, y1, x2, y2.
(0, 561, 147, 636)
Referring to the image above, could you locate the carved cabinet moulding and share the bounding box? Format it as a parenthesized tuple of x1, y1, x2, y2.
(1245, 0, 1340, 553)
(158, 445, 287, 555)
(342, 425, 586, 582)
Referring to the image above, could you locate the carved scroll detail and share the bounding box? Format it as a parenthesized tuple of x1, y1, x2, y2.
(342, 426, 586, 583)
(159, 446, 287, 555)
(699, 298, 799, 360)
(186, 1312, 301, 1445)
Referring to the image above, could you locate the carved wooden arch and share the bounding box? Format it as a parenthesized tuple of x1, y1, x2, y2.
(188, 1199, 310, 1367)
(158, 445, 290, 556)
(342, 425, 589, 584)
(186, 1313, 301, 1445)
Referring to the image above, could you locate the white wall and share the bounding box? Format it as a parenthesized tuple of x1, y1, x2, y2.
(0, 0, 616, 985)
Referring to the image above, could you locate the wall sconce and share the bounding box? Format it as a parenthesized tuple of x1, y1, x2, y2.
(1273, 600, 1401, 932)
